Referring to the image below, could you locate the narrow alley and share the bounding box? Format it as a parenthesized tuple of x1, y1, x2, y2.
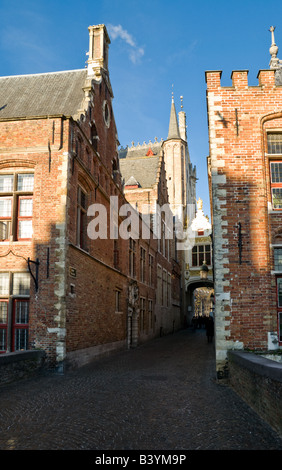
(0, 328, 281, 452)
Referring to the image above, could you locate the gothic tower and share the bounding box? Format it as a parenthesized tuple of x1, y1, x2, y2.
(162, 93, 196, 226)
(162, 93, 197, 325)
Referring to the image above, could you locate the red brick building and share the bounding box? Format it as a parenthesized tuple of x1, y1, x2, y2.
(206, 27, 282, 379)
(0, 24, 181, 370)
(119, 94, 197, 329)
(119, 140, 182, 338)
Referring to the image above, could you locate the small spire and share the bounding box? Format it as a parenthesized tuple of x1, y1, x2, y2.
(167, 88, 180, 140)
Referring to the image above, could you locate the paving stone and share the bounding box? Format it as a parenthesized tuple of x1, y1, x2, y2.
(0, 329, 281, 451)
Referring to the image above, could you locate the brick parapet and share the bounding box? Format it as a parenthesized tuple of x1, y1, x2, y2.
(206, 68, 282, 377)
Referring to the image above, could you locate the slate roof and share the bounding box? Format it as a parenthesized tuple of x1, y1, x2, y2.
(119, 140, 163, 189)
(0, 69, 88, 120)
(120, 154, 160, 189)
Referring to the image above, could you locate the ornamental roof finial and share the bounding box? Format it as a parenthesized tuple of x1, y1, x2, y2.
(269, 26, 279, 69)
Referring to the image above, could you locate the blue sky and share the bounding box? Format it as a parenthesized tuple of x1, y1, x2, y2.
(0, 0, 282, 217)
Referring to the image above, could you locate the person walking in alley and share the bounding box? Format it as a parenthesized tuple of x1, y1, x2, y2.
(206, 316, 214, 343)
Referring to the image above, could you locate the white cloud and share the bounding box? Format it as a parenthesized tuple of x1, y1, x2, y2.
(108, 24, 144, 64)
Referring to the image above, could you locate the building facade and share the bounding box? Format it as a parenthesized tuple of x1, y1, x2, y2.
(119, 139, 181, 338)
(119, 94, 197, 328)
(0, 24, 182, 370)
(206, 27, 282, 380)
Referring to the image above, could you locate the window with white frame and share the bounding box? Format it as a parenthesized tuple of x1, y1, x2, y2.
(268, 133, 282, 210)
(270, 161, 282, 209)
(274, 247, 282, 271)
(0, 272, 30, 353)
(0, 173, 34, 241)
(268, 133, 282, 154)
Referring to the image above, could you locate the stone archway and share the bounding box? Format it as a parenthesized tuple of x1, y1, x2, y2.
(186, 280, 214, 326)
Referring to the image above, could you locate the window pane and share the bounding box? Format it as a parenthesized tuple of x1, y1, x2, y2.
(279, 313, 282, 342)
(14, 328, 28, 350)
(274, 248, 282, 271)
(0, 302, 8, 323)
(18, 219, 33, 239)
(0, 273, 9, 295)
(204, 245, 211, 265)
(277, 278, 282, 308)
(0, 198, 12, 217)
(0, 220, 11, 240)
(17, 174, 34, 191)
(19, 198, 33, 216)
(13, 273, 30, 295)
(0, 328, 7, 351)
(268, 134, 282, 154)
(272, 188, 282, 209)
(78, 187, 86, 209)
(0, 175, 13, 192)
(199, 252, 205, 266)
(15, 301, 29, 324)
(271, 162, 282, 183)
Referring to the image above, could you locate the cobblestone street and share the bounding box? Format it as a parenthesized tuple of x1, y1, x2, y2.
(0, 328, 282, 452)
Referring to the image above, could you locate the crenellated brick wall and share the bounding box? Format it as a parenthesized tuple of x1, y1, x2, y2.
(206, 68, 282, 379)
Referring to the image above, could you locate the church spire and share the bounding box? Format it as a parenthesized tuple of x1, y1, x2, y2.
(167, 89, 180, 140)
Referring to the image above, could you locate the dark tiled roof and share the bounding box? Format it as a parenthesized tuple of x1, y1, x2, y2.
(0, 69, 88, 119)
(120, 155, 160, 189)
(119, 142, 162, 189)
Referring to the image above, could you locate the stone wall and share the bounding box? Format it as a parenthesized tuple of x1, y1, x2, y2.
(228, 350, 282, 437)
(0, 350, 46, 385)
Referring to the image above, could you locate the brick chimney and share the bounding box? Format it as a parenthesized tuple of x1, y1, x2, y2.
(87, 24, 110, 79)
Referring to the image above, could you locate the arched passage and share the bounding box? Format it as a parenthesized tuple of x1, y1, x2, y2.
(186, 280, 214, 327)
